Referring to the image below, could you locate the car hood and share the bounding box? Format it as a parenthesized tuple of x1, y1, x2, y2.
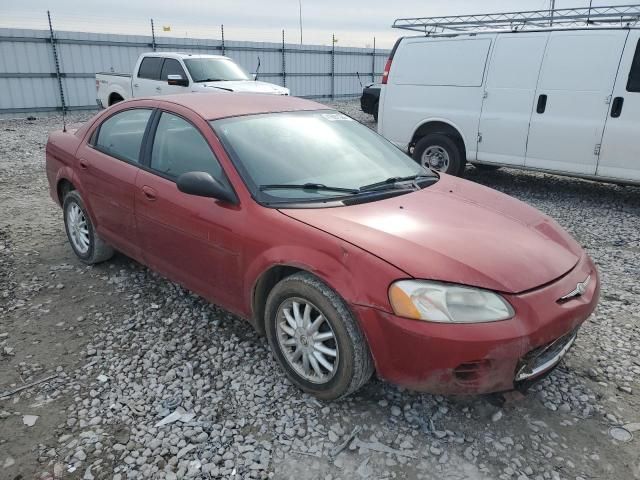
(198, 80, 289, 94)
(279, 175, 582, 294)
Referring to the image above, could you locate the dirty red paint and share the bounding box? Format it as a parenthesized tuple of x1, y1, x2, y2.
(45, 93, 599, 395)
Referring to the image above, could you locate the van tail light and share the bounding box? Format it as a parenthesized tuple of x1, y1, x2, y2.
(381, 37, 403, 85)
(382, 57, 393, 84)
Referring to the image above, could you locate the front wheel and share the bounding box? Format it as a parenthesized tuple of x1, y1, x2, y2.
(413, 133, 465, 176)
(265, 272, 374, 400)
(63, 190, 114, 264)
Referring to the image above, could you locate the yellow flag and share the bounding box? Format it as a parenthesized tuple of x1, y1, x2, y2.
(162, 25, 171, 32)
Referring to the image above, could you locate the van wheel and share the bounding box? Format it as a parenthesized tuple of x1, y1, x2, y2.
(63, 190, 114, 264)
(413, 133, 464, 176)
(264, 272, 374, 400)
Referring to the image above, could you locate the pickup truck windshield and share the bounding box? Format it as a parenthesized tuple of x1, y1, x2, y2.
(184, 58, 251, 82)
(212, 111, 435, 204)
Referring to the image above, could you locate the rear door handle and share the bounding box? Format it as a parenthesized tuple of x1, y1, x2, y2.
(611, 96, 624, 118)
(155, 86, 162, 92)
(141, 185, 157, 201)
(536, 94, 548, 114)
(133, 83, 139, 88)
(79, 158, 89, 170)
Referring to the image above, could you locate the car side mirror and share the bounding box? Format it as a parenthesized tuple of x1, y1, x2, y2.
(176, 171, 237, 204)
(167, 74, 189, 87)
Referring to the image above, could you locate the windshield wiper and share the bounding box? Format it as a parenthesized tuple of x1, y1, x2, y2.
(260, 183, 360, 194)
(195, 78, 224, 83)
(358, 174, 435, 193)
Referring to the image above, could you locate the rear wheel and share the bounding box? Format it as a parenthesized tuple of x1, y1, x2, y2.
(63, 190, 114, 264)
(265, 272, 374, 400)
(413, 133, 465, 176)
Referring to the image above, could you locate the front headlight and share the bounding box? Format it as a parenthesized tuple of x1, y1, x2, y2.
(388, 280, 514, 323)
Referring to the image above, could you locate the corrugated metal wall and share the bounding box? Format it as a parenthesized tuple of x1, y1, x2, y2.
(0, 28, 389, 118)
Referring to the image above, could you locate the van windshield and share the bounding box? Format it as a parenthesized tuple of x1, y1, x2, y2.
(212, 110, 435, 205)
(184, 58, 251, 82)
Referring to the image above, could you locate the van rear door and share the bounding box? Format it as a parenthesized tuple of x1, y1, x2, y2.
(597, 31, 640, 182)
(524, 30, 628, 175)
(476, 33, 548, 166)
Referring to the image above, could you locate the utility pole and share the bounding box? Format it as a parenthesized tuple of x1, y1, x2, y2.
(298, 0, 303, 45)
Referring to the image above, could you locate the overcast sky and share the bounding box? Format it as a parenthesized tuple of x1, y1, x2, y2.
(1, 0, 616, 48)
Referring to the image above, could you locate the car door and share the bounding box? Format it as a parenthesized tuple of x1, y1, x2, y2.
(476, 33, 548, 166)
(597, 31, 640, 182)
(525, 30, 628, 175)
(134, 56, 164, 97)
(75, 108, 153, 257)
(134, 110, 243, 306)
(159, 58, 190, 94)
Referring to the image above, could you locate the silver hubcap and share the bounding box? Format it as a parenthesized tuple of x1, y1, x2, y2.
(421, 145, 450, 171)
(67, 203, 90, 254)
(276, 298, 339, 384)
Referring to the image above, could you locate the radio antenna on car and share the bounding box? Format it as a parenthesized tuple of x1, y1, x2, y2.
(392, 3, 640, 35)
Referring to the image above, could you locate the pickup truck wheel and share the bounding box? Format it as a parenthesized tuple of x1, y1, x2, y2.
(265, 272, 374, 400)
(63, 190, 114, 264)
(413, 133, 464, 176)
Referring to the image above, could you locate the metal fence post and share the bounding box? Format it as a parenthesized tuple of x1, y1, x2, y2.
(150, 18, 157, 51)
(282, 29, 286, 88)
(221, 24, 225, 56)
(47, 11, 66, 118)
(331, 34, 335, 99)
(371, 37, 376, 82)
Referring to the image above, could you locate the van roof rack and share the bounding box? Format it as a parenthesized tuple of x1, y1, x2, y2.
(392, 3, 640, 35)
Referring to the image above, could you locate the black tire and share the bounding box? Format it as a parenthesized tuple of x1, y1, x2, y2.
(62, 190, 114, 265)
(109, 94, 123, 106)
(412, 133, 465, 176)
(473, 163, 501, 171)
(373, 102, 379, 123)
(265, 272, 374, 400)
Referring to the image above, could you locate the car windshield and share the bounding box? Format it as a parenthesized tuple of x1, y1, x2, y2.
(184, 58, 251, 82)
(212, 110, 435, 204)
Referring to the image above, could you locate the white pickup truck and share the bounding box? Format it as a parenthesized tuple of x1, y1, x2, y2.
(96, 52, 289, 107)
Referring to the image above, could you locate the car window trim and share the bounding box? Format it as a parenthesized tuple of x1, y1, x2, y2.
(141, 108, 238, 196)
(88, 107, 155, 166)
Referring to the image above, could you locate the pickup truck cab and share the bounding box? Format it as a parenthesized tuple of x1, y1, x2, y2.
(96, 52, 289, 107)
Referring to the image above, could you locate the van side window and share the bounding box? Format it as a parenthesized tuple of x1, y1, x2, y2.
(150, 112, 223, 181)
(627, 40, 640, 92)
(138, 57, 163, 80)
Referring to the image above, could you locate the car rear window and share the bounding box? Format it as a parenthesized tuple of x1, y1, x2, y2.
(94, 109, 152, 163)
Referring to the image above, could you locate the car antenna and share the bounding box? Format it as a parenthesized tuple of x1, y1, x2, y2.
(255, 56, 261, 81)
(356, 71, 363, 88)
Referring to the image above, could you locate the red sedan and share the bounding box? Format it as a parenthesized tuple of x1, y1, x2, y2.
(46, 93, 599, 400)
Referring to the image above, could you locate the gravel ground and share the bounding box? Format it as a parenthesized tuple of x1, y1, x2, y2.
(1, 101, 639, 480)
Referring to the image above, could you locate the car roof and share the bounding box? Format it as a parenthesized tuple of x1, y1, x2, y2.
(150, 93, 330, 120)
(142, 52, 228, 60)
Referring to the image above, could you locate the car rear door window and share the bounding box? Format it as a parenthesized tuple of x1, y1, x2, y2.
(150, 112, 223, 180)
(160, 59, 187, 81)
(94, 109, 152, 163)
(138, 57, 163, 80)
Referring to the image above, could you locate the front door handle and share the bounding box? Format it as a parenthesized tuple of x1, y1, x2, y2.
(141, 185, 157, 201)
(79, 158, 89, 170)
(155, 86, 162, 92)
(536, 94, 548, 114)
(133, 83, 139, 88)
(611, 96, 624, 118)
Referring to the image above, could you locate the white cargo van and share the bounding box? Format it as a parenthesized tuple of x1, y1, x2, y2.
(379, 5, 640, 184)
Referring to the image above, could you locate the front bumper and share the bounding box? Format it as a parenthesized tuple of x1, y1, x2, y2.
(353, 254, 599, 395)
